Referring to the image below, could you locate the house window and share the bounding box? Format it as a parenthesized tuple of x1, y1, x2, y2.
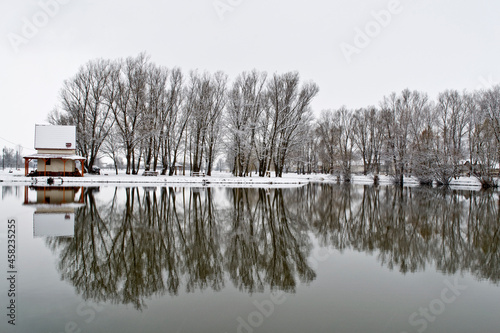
(46, 159, 51, 165)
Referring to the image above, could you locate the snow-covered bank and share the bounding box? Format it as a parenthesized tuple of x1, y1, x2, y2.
(0, 169, 490, 190)
(0, 170, 312, 187)
(348, 174, 484, 189)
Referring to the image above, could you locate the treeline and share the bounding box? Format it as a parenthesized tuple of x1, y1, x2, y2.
(1, 146, 23, 169)
(316, 88, 500, 188)
(48, 53, 318, 177)
(49, 53, 500, 186)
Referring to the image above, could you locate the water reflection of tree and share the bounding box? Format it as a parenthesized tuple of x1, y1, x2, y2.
(46, 186, 315, 309)
(182, 188, 224, 292)
(45, 184, 500, 309)
(225, 188, 315, 294)
(307, 184, 500, 282)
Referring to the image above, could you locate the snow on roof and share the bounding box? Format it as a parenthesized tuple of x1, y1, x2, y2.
(23, 153, 84, 160)
(34, 125, 76, 150)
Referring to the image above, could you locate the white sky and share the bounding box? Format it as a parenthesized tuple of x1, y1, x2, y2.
(1, 0, 499, 153)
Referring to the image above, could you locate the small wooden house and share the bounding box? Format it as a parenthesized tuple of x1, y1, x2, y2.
(23, 125, 86, 177)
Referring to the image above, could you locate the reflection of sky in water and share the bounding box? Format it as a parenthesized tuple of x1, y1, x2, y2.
(0, 184, 499, 333)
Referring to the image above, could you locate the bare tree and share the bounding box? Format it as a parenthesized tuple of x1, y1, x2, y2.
(335, 107, 355, 181)
(50, 58, 117, 170)
(430, 90, 468, 184)
(204, 72, 227, 176)
(110, 53, 149, 174)
(316, 108, 354, 179)
(292, 122, 317, 174)
(480, 85, 500, 167)
(142, 64, 168, 171)
(161, 68, 186, 175)
(226, 70, 267, 176)
(185, 71, 227, 175)
(101, 126, 123, 174)
(1, 147, 15, 169)
(315, 110, 337, 174)
(266, 72, 318, 177)
(352, 106, 383, 175)
(254, 94, 272, 177)
(380, 92, 404, 184)
(380, 90, 429, 185)
(473, 87, 500, 187)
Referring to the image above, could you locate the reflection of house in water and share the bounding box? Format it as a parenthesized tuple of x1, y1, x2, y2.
(24, 186, 84, 237)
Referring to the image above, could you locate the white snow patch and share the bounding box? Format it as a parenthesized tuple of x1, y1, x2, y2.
(0, 170, 495, 190)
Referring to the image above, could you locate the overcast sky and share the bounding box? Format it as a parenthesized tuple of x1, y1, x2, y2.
(1, 0, 499, 153)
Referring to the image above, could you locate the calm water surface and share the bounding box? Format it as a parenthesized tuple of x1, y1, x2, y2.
(0, 184, 499, 333)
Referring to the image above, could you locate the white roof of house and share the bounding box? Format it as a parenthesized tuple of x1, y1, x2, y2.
(33, 212, 75, 237)
(34, 125, 76, 150)
(23, 153, 85, 160)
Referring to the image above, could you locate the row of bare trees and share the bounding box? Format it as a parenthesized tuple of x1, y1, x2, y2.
(48, 54, 500, 184)
(315, 88, 500, 187)
(48, 54, 318, 177)
(1, 146, 23, 169)
(225, 70, 319, 177)
(48, 54, 210, 175)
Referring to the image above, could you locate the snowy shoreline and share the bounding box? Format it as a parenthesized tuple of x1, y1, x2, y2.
(0, 169, 489, 190)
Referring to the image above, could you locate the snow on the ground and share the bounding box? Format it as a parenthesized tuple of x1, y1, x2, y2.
(0, 169, 490, 189)
(0, 169, 312, 187)
(350, 173, 483, 189)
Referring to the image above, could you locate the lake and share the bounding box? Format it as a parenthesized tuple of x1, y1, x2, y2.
(1, 184, 499, 333)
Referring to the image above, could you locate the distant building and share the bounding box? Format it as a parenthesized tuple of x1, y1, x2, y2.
(23, 125, 86, 177)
